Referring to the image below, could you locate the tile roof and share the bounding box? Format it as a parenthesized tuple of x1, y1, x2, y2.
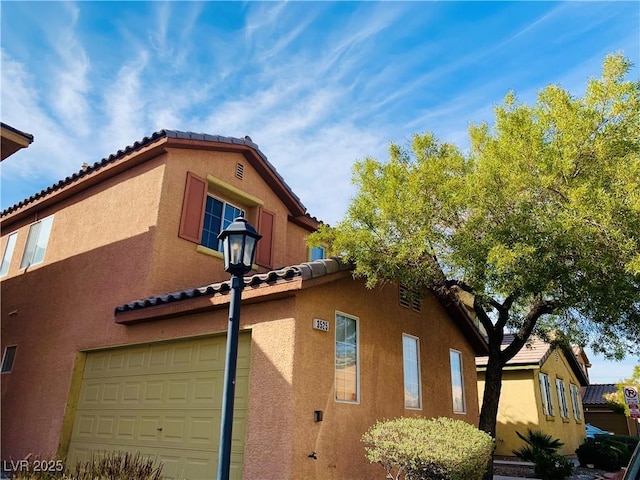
(1, 130, 307, 217)
(115, 258, 353, 314)
(476, 334, 552, 367)
(476, 334, 590, 385)
(582, 384, 617, 405)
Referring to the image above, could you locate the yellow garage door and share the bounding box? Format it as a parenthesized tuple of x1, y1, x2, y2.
(67, 334, 250, 480)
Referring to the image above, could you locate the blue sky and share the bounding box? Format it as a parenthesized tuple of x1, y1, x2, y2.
(1, 1, 639, 383)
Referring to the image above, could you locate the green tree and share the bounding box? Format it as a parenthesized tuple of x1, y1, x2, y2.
(310, 54, 640, 474)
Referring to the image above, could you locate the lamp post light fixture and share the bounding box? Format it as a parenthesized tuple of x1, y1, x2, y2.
(216, 217, 261, 480)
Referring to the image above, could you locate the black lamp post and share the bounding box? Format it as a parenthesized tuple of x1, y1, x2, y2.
(216, 217, 261, 480)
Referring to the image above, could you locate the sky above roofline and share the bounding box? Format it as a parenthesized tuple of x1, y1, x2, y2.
(1, 1, 638, 381)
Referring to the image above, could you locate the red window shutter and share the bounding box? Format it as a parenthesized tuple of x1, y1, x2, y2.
(179, 172, 207, 243)
(255, 209, 274, 267)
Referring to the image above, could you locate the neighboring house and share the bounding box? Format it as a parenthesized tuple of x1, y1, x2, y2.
(582, 384, 640, 437)
(1, 130, 488, 480)
(1, 122, 34, 160)
(476, 335, 590, 457)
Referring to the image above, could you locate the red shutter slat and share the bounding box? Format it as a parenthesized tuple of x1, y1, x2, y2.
(256, 209, 274, 267)
(179, 172, 207, 243)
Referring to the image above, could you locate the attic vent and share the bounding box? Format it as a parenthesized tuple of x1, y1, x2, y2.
(399, 284, 421, 312)
(236, 162, 244, 180)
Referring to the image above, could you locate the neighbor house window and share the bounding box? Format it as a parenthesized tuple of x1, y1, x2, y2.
(570, 384, 582, 420)
(310, 246, 325, 261)
(556, 378, 569, 419)
(539, 372, 554, 416)
(0, 232, 18, 276)
(201, 196, 244, 251)
(1, 345, 17, 373)
(450, 349, 466, 413)
(335, 312, 359, 403)
(20, 215, 54, 269)
(402, 334, 422, 409)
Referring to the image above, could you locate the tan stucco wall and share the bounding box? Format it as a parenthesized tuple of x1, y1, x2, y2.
(478, 349, 587, 457)
(290, 276, 481, 479)
(0, 145, 313, 462)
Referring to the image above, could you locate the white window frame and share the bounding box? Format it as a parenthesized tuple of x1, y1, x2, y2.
(0, 232, 18, 276)
(570, 383, 582, 420)
(556, 378, 569, 419)
(20, 215, 54, 269)
(539, 372, 554, 416)
(450, 349, 466, 414)
(334, 311, 359, 404)
(402, 334, 422, 409)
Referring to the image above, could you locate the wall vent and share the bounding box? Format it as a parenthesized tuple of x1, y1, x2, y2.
(236, 162, 244, 180)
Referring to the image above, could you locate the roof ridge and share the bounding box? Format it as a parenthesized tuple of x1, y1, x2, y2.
(1, 129, 304, 217)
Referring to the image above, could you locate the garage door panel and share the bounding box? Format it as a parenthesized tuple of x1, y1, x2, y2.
(67, 335, 249, 480)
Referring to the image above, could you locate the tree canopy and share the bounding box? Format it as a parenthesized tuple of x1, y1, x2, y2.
(311, 53, 640, 359)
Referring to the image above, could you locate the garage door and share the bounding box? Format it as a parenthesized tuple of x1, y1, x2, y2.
(66, 334, 250, 480)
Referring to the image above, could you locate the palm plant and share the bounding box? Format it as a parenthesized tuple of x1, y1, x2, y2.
(512, 429, 564, 461)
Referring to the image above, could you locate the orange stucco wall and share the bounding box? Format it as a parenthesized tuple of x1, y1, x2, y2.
(1, 139, 483, 479)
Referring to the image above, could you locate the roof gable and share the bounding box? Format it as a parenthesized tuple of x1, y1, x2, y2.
(1, 130, 318, 228)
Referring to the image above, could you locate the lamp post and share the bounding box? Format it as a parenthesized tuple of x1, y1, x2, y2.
(216, 217, 261, 480)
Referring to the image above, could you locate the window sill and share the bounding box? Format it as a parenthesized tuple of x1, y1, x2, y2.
(196, 245, 224, 259)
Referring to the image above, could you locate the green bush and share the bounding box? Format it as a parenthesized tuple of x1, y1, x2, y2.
(532, 452, 574, 480)
(11, 451, 163, 480)
(362, 416, 494, 480)
(576, 439, 622, 471)
(513, 429, 573, 480)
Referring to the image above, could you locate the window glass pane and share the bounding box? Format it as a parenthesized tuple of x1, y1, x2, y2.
(0, 232, 18, 276)
(310, 246, 325, 261)
(335, 313, 358, 402)
(450, 350, 466, 413)
(1, 346, 17, 373)
(403, 335, 421, 409)
(32, 216, 54, 265)
(201, 196, 244, 252)
(20, 216, 54, 269)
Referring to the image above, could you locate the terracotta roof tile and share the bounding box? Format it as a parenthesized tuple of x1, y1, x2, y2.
(114, 258, 352, 315)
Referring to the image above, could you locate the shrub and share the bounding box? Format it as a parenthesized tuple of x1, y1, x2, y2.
(362, 416, 494, 480)
(512, 429, 565, 462)
(11, 451, 163, 480)
(513, 429, 573, 480)
(532, 452, 574, 480)
(576, 439, 623, 471)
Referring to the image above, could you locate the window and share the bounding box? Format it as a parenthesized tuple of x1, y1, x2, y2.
(1, 345, 17, 373)
(201, 195, 244, 251)
(335, 312, 359, 403)
(570, 384, 582, 420)
(0, 232, 18, 276)
(402, 334, 422, 409)
(450, 349, 466, 413)
(310, 246, 325, 261)
(20, 215, 54, 268)
(556, 378, 569, 419)
(539, 372, 554, 416)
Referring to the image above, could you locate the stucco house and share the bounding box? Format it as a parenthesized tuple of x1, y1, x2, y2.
(1, 130, 488, 479)
(476, 335, 589, 457)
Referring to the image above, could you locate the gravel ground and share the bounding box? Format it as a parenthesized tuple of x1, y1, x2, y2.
(493, 462, 614, 479)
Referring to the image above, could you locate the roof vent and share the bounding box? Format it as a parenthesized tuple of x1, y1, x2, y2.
(236, 162, 244, 180)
